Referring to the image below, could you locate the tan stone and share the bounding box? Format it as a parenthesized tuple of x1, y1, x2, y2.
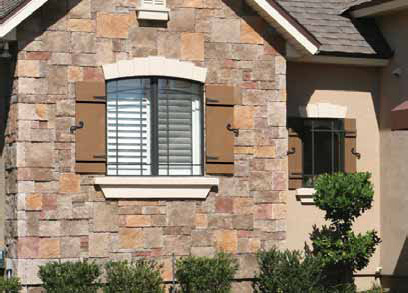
(255, 146, 276, 158)
(68, 66, 83, 82)
(195, 213, 208, 229)
(233, 198, 254, 215)
(119, 228, 143, 249)
(272, 204, 287, 219)
(234, 147, 255, 154)
(167, 202, 195, 226)
(126, 215, 151, 227)
(60, 173, 80, 193)
(24, 143, 53, 168)
(240, 17, 265, 44)
(234, 106, 255, 129)
(18, 237, 39, 258)
(96, 13, 130, 39)
(39, 238, 60, 258)
(93, 202, 118, 232)
(68, 19, 95, 32)
(181, 33, 204, 61)
(215, 230, 237, 253)
(255, 204, 273, 220)
(26, 194, 42, 211)
(61, 237, 81, 258)
(89, 233, 110, 257)
(17, 60, 43, 77)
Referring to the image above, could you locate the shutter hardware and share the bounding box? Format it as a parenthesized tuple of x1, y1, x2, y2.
(226, 124, 239, 137)
(287, 147, 296, 155)
(351, 148, 361, 159)
(70, 121, 84, 133)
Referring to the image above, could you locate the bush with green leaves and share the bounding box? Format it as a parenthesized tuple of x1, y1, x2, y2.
(253, 248, 325, 293)
(104, 259, 164, 293)
(311, 172, 381, 287)
(38, 260, 101, 293)
(175, 253, 238, 293)
(0, 277, 21, 293)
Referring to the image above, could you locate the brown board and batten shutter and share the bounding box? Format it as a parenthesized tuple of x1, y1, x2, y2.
(344, 118, 357, 173)
(205, 85, 241, 175)
(75, 81, 107, 174)
(288, 125, 303, 190)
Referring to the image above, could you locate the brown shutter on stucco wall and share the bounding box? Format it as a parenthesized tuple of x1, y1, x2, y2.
(75, 81, 107, 174)
(288, 126, 303, 190)
(344, 118, 357, 173)
(205, 85, 241, 175)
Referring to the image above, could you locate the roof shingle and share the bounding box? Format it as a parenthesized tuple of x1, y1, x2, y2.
(0, 0, 27, 19)
(274, 0, 392, 57)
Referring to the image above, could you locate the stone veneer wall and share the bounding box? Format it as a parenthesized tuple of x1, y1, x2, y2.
(4, 0, 288, 291)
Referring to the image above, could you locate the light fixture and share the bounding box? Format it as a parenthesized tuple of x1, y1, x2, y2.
(0, 42, 11, 59)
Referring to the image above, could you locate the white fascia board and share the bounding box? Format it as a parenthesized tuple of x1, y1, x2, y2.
(246, 0, 319, 55)
(351, 0, 408, 17)
(289, 55, 389, 67)
(0, 0, 49, 38)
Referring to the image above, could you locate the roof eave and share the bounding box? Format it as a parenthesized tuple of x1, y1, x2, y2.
(350, 0, 408, 18)
(0, 0, 48, 38)
(245, 0, 320, 55)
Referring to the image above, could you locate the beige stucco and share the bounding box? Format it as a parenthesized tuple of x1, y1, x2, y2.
(286, 62, 381, 289)
(377, 10, 408, 291)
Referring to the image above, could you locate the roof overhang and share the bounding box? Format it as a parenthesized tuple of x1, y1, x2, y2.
(350, 0, 408, 18)
(245, 0, 320, 55)
(0, 0, 48, 38)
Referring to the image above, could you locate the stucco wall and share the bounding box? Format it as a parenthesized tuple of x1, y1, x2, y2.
(377, 10, 408, 291)
(5, 0, 288, 291)
(286, 62, 381, 289)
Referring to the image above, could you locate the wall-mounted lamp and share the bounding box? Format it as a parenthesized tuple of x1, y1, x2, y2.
(0, 42, 11, 59)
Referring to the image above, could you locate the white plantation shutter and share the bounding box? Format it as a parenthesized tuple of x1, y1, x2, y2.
(107, 79, 151, 176)
(157, 79, 202, 176)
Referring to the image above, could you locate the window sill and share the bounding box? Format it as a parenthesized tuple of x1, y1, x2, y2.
(296, 188, 316, 204)
(94, 176, 219, 199)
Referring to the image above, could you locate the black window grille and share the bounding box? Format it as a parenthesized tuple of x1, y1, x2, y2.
(107, 77, 203, 176)
(289, 118, 345, 187)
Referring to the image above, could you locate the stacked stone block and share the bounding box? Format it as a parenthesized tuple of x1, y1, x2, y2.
(4, 0, 288, 291)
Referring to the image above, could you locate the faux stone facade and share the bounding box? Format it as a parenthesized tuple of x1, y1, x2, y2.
(4, 0, 288, 291)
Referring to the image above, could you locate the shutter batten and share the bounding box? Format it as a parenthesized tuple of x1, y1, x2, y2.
(75, 81, 107, 174)
(205, 85, 239, 175)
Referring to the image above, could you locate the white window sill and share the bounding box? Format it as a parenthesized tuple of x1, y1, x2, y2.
(136, 5, 170, 21)
(94, 176, 219, 199)
(296, 188, 316, 204)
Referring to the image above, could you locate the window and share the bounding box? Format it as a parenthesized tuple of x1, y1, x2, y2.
(288, 118, 347, 188)
(106, 77, 203, 176)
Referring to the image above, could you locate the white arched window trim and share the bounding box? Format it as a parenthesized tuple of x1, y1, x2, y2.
(102, 56, 208, 83)
(298, 102, 347, 119)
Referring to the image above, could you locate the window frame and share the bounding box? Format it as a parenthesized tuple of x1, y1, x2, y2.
(106, 76, 205, 177)
(289, 117, 346, 187)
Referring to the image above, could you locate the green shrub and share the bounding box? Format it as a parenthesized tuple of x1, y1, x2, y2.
(311, 172, 381, 287)
(104, 259, 164, 293)
(175, 253, 238, 293)
(38, 260, 101, 293)
(253, 247, 325, 293)
(0, 277, 22, 293)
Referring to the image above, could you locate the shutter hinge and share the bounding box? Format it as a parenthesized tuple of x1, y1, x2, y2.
(207, 156, 219, 160)
(351, 148, 361, 159)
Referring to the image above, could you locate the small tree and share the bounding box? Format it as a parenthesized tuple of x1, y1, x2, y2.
(310, 172, 380, 287)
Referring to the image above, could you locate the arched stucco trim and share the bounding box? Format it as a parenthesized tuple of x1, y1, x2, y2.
(298, 102, 347, 119)
(102, 56, 208, 83)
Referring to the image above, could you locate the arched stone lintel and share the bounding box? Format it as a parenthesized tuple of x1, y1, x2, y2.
(102, 56, 208, 83)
